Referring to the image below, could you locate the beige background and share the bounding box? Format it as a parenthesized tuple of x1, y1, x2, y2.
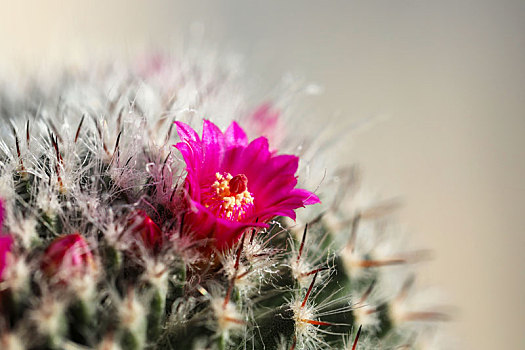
(1, 1, 524, 349)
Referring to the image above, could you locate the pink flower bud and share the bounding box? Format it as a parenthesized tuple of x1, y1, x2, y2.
(127, 210, 163, 254)
(249, 103, 282, 148)
(0, 235, 14, 281)
(41, 234, 96, 282)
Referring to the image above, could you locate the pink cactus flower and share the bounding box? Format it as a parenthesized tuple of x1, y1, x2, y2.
(127, 210, 164, 254)
(0, 235, 13, 281)
(41, 234, 96, 282)
(0, 198, 13, 282)
(174, 119, 320, 249)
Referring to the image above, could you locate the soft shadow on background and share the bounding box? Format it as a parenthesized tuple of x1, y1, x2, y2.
(1, 1, 524, 349)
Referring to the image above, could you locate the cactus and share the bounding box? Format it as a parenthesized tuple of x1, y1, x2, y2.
(0, 52, 449, 349)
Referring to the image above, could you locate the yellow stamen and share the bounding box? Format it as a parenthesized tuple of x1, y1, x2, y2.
(206, 172, 254, 220)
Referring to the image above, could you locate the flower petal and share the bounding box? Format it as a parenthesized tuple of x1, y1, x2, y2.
(293, 188, 321, 205)
(202, 120, 226, 172)
(234, 137, 271, 184)
(174, 142, 200, 173)
(175, 121, 200, 143)
(225, 121, 248, 147)
(269, 154, 299, 175)
(0, 235, 13, 280)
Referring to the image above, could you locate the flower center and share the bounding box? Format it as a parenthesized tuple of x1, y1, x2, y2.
(203, 172, 255, 220)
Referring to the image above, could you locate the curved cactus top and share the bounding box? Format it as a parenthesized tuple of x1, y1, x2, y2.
(0, 52, 449, 350)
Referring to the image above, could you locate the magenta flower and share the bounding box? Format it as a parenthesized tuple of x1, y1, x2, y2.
(0, 235, 13, 281)
(0, 198, 13, 281)
(41, 234, 97, 282)
(174, 120, 320, 249)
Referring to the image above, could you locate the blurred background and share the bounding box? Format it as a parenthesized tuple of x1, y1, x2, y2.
(1, 1, 523, 349)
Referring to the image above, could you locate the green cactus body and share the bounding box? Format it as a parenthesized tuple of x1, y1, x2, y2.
(0, 53, 448, 350)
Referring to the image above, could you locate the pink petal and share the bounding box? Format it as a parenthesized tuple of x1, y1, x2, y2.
(202, 120, 226, 171)
(233, 137, 271, 180)
(269, 154, 299, 175)
(213, 219, 267, 250)
(293, 188, 321, 205)
(0, 235, 13, 280)
(225, 121, 248, 147)
(175, 121, 201, 143)
(221, 146, 245, 174)
(253, 175, 297, 203)
(174, 142, 201, 171)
